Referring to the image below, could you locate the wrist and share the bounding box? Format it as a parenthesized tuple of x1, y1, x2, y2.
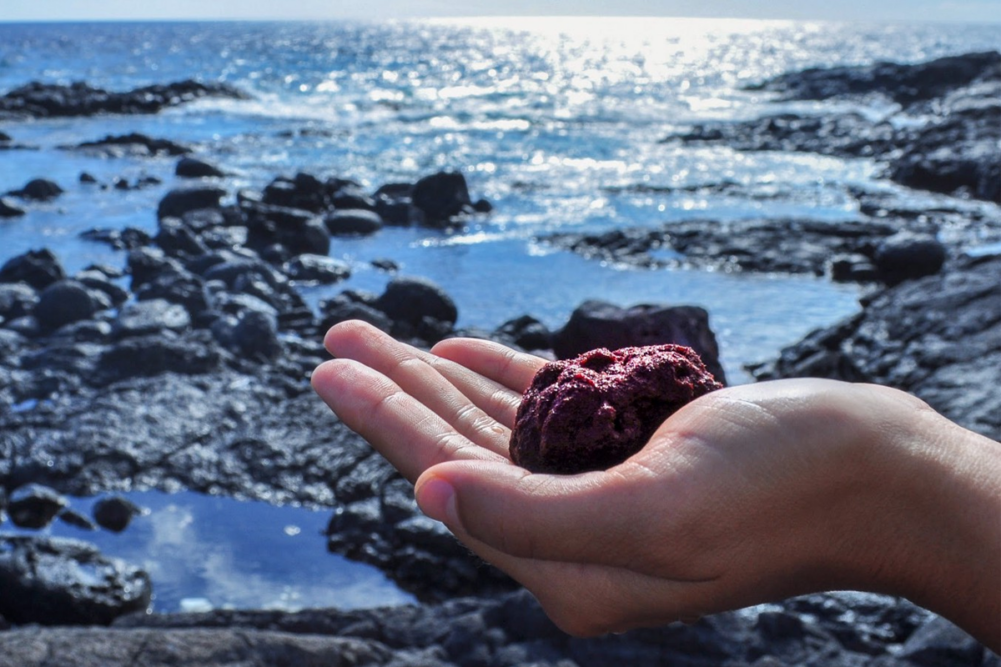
(849, 390, 1000, 650)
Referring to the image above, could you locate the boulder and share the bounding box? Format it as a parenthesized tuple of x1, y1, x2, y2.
(0, 535, 151, 625)
(157, 187, 226, 221)
(318, 297, 394, 334)
(80, 226, 152, 251)
(494, 315, 552, 351)
(324, 209, 384, 236)
(135, 269, 213, 317)
(552, 300, 727, 385)
(155, 218, 209, 258)
(374, 277, 458, 330)
(0, 248, 65, 289)
(873, 233, 947, 286)
(283, 254, 351, 283)
(7, 484, 68, 529)
(34, 280, 98, 330)
(411, 171, 472, 227)
(11, 178, 63, 201)
(241, 202, 331, 257)
(92, 496, 142, 533)
(0, 283, 38, 321)
(113, 299, 191, 338)
(0, 197, 25, 217)
(233, 310, 281, 361)
(176, 156, 225, 178)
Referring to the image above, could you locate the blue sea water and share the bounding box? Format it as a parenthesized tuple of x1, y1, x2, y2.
(1, 18, 1000, 611)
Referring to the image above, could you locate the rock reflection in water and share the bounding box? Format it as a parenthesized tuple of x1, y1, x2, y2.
(2, 490, 417, 613)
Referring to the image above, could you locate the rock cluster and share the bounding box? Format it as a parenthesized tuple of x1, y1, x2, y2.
(0, 79, 250, 120)
(668, 51, 1001, 202)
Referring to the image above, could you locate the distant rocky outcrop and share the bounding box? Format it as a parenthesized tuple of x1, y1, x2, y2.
(0, 79, 250, 120)
(667, 51, 1001, 202)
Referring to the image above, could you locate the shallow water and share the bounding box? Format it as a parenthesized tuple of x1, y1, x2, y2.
(1, 490, 416, 613)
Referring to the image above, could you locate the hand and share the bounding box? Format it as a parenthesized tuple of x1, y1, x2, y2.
(312, 321, 1000, 649)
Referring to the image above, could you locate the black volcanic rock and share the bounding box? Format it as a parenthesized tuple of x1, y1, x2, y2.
(411, 171, 473, 227)
(0, 79, 250, 119)
(374, 277, 458, 332)
(0, 197, 25, 217)
(9, 178, 63, 201)
(158, 187, 226, 220)
(7, 484, 68, 529)
(744, 50, 1001, 107)
(34, 280, 98, 330)
(324, 209, 384, 236)
(176, 156, 225, 178)
(553, 300, 727, 385)
(0, 535, 151, 626)
(751, 254, 1001, 440)
(70, 132, 192, 157)
(92, 496, 142, 533)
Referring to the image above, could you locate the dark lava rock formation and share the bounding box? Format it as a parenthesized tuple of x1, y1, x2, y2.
(751, 253, 1001, 441)
(0, 79, 250, 120)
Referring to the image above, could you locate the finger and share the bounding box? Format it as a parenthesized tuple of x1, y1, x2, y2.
(431, 337, 547, 394)
(311, 359, 505, 482)
(323, 320, 510, 455)
(413, 459, 695, 572)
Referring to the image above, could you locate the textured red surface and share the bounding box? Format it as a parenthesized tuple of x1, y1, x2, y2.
(510, 345, 722, 474)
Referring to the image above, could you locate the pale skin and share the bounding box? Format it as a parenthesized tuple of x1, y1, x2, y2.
(312, 320, 1001, 652)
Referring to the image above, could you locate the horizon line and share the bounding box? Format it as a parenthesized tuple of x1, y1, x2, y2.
(1, 15, 1000, 25)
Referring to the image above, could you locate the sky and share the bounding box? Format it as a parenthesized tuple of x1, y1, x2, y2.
(2, 0, 999, 23)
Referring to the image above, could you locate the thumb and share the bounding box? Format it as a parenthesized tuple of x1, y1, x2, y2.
(414, 460, 651, 565)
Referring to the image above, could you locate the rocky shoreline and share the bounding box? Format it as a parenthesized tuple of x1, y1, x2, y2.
(1, 53, 1000, 666)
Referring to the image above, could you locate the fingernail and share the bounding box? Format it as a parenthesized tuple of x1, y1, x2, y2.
(416, 477, 458, 526)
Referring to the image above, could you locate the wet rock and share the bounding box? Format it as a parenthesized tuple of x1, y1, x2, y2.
(7, 484, 68, 529)
(176, 156, 225, 178)
(545, 218, 900, 280)
(242, 202, 331, 257)
(330, 187, 376, 212)
(75, 270, 130, 307)
(158, 187, 226, 221)
(751, 254, 1001, 440)
(0, 628, 391, 667)
(155, 217, 209, 258)
(262, 173, 329, 212)
(889, 104, 1001, 202)
(494, 315, 552, 351)
(411, 171, 473, 228)
(873, 233, 947, 286)
(96, 331, 222, 385)
(93, 496, 142, 533)
(324, 209, 384, 236)
(745, 50, 1001, 107)
(370, 258, 399, 273)
(34, 280, 98, 331)
(233, 310, 282, 361)
(0, 197, 25, 217)
(0, 248, 66, 289)
(374, 277, 458, 333)
(135, 269, 213, 317)
(113, 299, 191, 338)
(553, 300, 727, 385)
(80, 226, 153, 251)
(0, 283, 38, 321)
(319, 295, 394, 334)
(58, 508, 98, 531)
(79, 171, 98, 183)
(70, 133, 192, 158)
(9, 178, 63, 201)
(0, 535, 151, 625)
(283, 254, 351, 284)
(0, 79, 250, 119)
(898, 615, 987, 666)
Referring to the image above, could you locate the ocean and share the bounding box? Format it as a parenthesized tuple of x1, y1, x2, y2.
(1, 18, 1000, 612)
